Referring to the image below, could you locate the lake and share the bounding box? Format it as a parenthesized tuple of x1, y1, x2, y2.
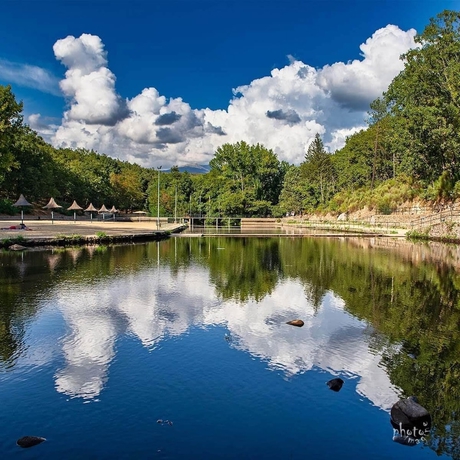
(0, 236, 458, 459)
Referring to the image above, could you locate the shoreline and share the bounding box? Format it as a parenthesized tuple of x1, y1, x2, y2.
(0, 219, 187, 249)
(2, 216, 458, 249)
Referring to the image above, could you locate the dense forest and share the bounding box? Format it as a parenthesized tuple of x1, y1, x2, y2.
(0, 10, 459, 219)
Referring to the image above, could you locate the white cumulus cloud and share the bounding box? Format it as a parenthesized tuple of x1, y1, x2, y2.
(43, 26, 416, 167)
(316, 25, 417, 110)
(53, 34, 128, 126)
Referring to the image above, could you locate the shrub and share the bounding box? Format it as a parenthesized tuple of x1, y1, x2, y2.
(0, 199, 17, 215)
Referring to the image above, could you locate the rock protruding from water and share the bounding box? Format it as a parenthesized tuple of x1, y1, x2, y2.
(391, 397, 431, 439)
(327, 378, 344, 392)
(9, 244, 27, 251)
(286, 319, 304, 327)
(157, 419, 173, 426)
(16, 436, 46, 448)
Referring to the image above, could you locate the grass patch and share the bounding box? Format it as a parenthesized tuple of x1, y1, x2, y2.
(55, 233, 84, 241)
(0, 235, 27, 247)
(406, 228, 431, 240)
(95, 231, 107, 238)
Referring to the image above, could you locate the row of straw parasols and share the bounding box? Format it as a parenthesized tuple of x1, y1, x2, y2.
(13, 194, 119, 224)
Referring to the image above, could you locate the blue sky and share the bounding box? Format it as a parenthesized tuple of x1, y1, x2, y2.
(1, 0, 458, 168)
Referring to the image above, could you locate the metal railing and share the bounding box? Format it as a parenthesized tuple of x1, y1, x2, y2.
(409, 208, 460, 230)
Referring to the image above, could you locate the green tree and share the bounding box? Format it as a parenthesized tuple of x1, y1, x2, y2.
(331, 129, 373, 191)
(51, 148, 121, 207)
(300, 134, 336, 206)
(147, 166, 194, 218)
(209, 141, 282, 217)
(110, 164, 147, 211)
(385, 10, 460, 184)
(279, 165, 309, 215)
(367, 97, 393, 186)
(3, 128, 57, 201)
(0, 85, 24, 190)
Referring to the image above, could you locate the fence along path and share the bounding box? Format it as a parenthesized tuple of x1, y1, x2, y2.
(409, 203, 460, 230)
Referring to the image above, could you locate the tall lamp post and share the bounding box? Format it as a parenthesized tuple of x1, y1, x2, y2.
(157, 166, 162, 229)
(174, 185, 177, 224)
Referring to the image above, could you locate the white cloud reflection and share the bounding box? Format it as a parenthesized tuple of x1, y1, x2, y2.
(49, 259, 399, 409)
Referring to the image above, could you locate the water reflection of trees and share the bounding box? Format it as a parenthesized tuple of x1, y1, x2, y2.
(169, 236, 460, 457)
(310, 240, 460, 457)
(1, 238, 460, 456)
(365, 269, 460, 459)
(0, 252, 47, 368)
(206, 238, 282, 302)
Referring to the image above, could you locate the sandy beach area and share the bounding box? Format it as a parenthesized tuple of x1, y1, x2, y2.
(0, 218, 184, 240)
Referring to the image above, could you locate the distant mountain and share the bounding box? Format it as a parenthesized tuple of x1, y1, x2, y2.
(177, 165, 210, 174)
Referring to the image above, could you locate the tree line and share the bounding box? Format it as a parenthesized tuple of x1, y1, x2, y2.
(1, 10, 459, 218)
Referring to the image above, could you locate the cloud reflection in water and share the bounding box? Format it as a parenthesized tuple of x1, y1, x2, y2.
(51, 262, 399, 408)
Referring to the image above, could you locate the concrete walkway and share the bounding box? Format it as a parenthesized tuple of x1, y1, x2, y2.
(0, 219, 184, 240)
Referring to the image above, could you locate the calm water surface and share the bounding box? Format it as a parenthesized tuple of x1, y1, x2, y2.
(0, 236, 459, 459)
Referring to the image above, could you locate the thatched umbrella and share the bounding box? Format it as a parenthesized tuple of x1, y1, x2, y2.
(68, 200, 83, 222)
(98, 204, 109, 220)
(84, 203, 97, 222)
(13, 194, 32, 224)
(109, 205, 118, 221)
(133, 210, 147, 222)
(43, 197, 62, 224)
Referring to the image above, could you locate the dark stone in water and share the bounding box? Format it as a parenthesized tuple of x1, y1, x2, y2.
(391, 397, 431, 439)
(9, 244, 27, 251)
(16, 436, 46, 448)
(286, 319, 304, 327)
(392, 435, 417, 447)
(327, 378, 344, 392)
(157, 419, 173, 426)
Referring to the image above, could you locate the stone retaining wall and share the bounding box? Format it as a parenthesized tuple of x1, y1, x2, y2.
(281, 205, 460, 242)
